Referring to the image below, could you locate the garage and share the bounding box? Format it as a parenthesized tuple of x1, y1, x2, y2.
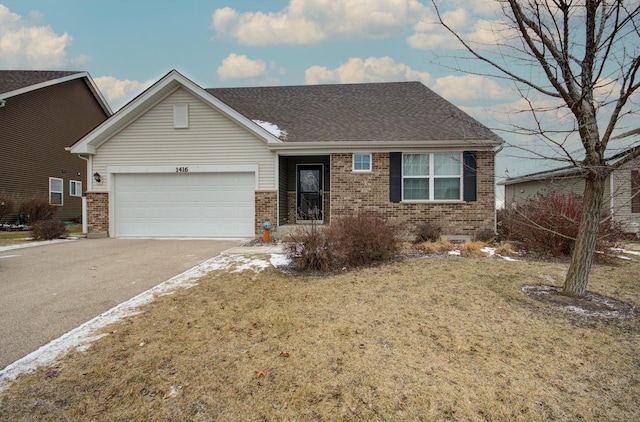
(113, 172, 255, 238)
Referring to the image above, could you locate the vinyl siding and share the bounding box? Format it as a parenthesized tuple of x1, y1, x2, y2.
(92, 88, 275, 191)
(0, 78, 108, 222)
(611, 160, 640, 233)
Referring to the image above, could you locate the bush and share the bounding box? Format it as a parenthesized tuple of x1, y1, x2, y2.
(32, 220, 68, 240)
(474, 228, 496, 243)
(0, 196, 16, 223)
(285, 214, 401, 272)
(498, 191, 624, 257)
(418, 239, 456, 254)
(18, 198, 58, 223)
(415, 221, 442, 242)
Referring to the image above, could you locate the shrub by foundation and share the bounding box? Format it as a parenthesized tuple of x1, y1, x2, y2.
(18, 198, 58, 223)
(459, 240, 489, 258)
(32, 220, 68, 240)
(285, 214, 400, 271)
(0, 196, 16, 223)
(415, 221, 442, 242)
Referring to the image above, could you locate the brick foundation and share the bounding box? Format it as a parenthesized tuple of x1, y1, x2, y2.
(86, 192, 109, 238)
(255, 191, 278, 235)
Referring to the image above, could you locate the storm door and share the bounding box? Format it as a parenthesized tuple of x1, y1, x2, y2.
(296, 164, 324, 223)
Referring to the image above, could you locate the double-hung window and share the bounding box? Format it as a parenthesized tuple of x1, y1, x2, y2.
(49, 177, 63, 205)
(70, 180, 82, 197)
(402, 153, 462, 201)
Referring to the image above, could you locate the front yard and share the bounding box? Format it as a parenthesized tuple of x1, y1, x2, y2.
(1, 253, 638, 420)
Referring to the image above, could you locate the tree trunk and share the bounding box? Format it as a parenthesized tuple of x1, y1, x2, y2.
(563, 172, 607, 296)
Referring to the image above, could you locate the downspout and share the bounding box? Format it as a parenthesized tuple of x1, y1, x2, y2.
(78, 154, 90, 234)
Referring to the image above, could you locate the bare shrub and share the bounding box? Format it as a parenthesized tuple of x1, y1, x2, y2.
(415, 221, 442, 242)
(285, 214, 400, 272)
(18, 198, 58, 223)
(285, 224, 332, 272)
(32, 220, 68, 240)
(459, 240, 489, 258)
(498, 191, 624, 257)
(474, 228, 496, 243)
(0, 196, 16, 223)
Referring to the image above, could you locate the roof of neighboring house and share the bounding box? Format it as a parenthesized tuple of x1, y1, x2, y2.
(0, 70, 82, 94)
(499, 145, 640, 186)
(207, 82, 503, 145)
(0, 70, 112, 115)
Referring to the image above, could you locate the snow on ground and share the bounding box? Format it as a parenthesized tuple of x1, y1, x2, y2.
(0, 237, 79, 252)
(0, 251, 289, 392)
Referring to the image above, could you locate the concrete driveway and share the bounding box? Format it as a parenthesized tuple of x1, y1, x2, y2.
(0, 238, 241, 370)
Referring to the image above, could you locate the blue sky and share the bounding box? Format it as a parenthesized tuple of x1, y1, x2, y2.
(1, 0, 638, 191)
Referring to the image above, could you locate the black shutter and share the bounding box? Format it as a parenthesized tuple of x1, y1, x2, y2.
(389, 152, 402, 202)
(463, 151, 477, 202)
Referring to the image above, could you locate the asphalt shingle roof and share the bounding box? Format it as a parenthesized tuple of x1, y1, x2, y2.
(0, 70, 82, 95)
(207, 81, 502, 144)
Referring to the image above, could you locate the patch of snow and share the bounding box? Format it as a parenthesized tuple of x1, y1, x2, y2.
(253, 120, 287, 139)
(611, 248, 640, 256)
(0, 250, 277, 392)
(0, 238, 77, 252)
(448, 250, 461, 256)
(270, 254, 290, 268)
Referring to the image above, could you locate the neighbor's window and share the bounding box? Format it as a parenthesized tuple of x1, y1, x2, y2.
(632, 170, 640, 213)
(49, 177, 63, 205)
(70, 180, 82, 197)
(353, 153, 372, 171)
(402, 153, 462, 201)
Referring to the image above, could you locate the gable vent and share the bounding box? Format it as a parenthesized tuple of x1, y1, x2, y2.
(173, 104, 189, 128)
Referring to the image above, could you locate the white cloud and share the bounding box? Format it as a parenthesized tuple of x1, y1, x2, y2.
(0, 4, 81, 69)
(305, 56, 431, 85)
(93, 76, 154, 109)
(212, 0, 429, 45)
(432, 74, 512, 102)
(217, 53, 267, 80)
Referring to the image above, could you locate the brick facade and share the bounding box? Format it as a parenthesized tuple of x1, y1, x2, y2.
(86, 192, 109, 238)
(255, 190, 278, 235)
(329, 152, 496, 238)
(287, 191, 331, 224)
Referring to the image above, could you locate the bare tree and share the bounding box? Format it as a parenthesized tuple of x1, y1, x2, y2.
(433, 0, 640, 296)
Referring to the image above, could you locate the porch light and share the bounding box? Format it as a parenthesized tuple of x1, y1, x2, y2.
(93, 172, 101, 183)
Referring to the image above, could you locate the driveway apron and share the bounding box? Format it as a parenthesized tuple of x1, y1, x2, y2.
(0, 238, 240, 370)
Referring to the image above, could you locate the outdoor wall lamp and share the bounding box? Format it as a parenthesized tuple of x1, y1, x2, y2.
(93, 172, 101, 183)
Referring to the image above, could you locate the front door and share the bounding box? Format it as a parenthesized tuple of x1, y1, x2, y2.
(297, 164, 323, 222)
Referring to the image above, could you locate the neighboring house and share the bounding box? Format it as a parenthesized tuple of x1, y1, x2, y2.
(69, 70, 503, 239)
(0, 70, 112, 223)
(500, 142, 640, 234)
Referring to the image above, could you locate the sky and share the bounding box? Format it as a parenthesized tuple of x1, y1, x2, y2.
(1, 0, 638, 192)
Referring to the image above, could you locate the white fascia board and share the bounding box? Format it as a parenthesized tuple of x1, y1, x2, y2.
(270, 140, 501, 155)
(82, 73, 113, 116)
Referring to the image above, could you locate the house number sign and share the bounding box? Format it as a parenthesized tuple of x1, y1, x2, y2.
(176, 166, 189, 173)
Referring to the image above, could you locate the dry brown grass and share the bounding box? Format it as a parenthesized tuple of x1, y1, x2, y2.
(1, 256, 639, 421)
(458, 240, 489, 258)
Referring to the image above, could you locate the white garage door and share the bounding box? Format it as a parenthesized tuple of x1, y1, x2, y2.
(114, 172, 255, 238)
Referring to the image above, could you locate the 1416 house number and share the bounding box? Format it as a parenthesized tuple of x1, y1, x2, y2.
(176, 166, 189, 173)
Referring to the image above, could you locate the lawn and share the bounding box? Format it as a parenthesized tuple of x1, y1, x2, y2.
(0, 253, 638, 421)
(0, 224, 83, 247)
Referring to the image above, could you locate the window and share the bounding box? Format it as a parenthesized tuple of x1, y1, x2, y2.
(49, 177, 63, 205)
(402, 153, 462, 201)
(632, 170, 640, 213)
(173, 104, 189, 128)
(353, 153, 372, 171)
(70, 180, 82, 197)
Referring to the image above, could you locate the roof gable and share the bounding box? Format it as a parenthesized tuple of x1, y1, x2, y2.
(70, 70, 281, 154)
(207, 82, 503, 146)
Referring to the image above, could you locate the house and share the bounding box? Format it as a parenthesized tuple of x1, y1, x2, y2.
(500, 142, 640, 234)
(69, 70, 503, 239)
(0, 70, 112, 223)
